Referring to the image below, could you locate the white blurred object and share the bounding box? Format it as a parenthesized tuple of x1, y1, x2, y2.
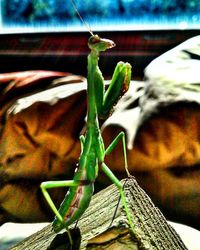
(0, 222, 49, 240)
(169, 221, 200, 250)
(0, 221, 200, 249)
(145, 35, 200, 86)
(0, 222, 49, 249)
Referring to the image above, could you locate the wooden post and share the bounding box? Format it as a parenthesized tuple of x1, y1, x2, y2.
(10, 177, 188, 250)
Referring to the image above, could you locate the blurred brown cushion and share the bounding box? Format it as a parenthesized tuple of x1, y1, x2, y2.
(0, 70, 86, 223)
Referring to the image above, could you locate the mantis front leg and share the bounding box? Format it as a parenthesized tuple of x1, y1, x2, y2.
(95, 61, 132, 119)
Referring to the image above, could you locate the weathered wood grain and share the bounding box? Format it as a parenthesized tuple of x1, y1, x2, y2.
(10, 177, 188, 250)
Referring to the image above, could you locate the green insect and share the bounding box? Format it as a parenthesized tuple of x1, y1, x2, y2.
(40, 1, 134, 246)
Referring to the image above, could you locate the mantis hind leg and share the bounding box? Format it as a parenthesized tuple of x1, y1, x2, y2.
(103, 132, 134, 231)
(101, 163, 134, 232)
(105, 131, 131, 177)
(40, 180, 78, 245)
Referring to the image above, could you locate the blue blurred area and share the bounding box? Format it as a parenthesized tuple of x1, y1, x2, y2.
(1, 0, 200, 30)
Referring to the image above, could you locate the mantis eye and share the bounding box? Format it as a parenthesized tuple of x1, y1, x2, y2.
(89, 35, 100, 45)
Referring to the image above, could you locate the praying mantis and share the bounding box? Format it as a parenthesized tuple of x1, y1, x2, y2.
(40, 2, 134, 246)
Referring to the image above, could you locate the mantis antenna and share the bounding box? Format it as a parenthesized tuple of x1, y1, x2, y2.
(70, 0, 94, 36)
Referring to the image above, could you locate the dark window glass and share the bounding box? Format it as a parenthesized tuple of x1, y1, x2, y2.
(1, 0, 200, 32)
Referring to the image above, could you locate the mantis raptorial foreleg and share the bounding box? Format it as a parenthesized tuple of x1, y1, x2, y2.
(95, 61, 131, 119)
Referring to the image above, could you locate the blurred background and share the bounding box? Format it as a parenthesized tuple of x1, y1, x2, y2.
(0, 0, 200, 242)
(1, 0, 200, 30)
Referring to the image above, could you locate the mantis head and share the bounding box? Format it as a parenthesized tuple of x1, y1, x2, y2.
(88, 34, 115, 52)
